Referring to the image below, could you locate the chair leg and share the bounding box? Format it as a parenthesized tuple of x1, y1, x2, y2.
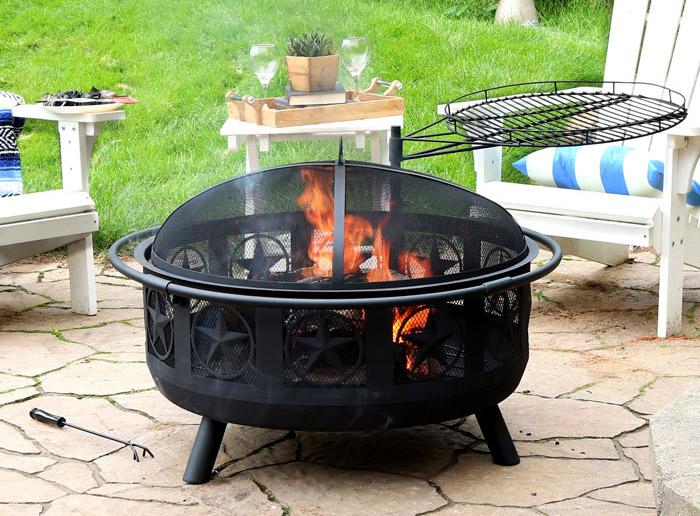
(67, 236, 97, 315)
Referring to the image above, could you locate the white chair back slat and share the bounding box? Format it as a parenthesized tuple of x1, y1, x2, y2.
(649, 0, 700, 157)
(634, 0, 684, 87)
(603, 0, 649, 86)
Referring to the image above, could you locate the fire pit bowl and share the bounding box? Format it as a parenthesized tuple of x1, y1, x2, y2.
(109, 159, 561, 483)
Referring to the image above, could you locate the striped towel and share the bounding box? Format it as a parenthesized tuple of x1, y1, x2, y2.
(0, 91, 25, 197)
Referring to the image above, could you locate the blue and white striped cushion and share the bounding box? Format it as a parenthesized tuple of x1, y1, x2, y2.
(512, 145, 664, 197)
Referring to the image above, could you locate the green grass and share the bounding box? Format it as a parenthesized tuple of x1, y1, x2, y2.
(2, 0, 611, 250)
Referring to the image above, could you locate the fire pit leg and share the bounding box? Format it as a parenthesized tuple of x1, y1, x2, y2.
(475, 405, 520, 466)
(183, 417, 227, 484)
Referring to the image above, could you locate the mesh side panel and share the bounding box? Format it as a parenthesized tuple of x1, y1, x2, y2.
(190, 300, 256, 383)
(283, 309, 366, 387)
(145, 289, 175, 368)
(481, 288, 525, 371)
(393, 304, 466, 385)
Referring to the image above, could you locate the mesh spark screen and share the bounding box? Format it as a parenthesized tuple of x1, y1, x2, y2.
(151, 163, 527, 288)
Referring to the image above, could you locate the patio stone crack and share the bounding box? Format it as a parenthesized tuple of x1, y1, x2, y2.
(612, 438, 646, 482)
(213, 431, 296, 476)
(246, 474, 289, 516)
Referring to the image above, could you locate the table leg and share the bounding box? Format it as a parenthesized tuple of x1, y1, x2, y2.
(59, 121, 101, 191)
(245, 135, 260, 173)
(369, 131, 381, 163)
(379, 129, 390, 165)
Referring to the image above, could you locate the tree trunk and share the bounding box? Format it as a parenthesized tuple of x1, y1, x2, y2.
(495, 0, 539, 25)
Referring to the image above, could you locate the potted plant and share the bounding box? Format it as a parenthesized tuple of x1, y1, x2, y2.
(285, 31, 339, 92)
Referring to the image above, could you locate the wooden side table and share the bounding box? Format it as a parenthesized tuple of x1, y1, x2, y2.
(220, 115, 404, 172)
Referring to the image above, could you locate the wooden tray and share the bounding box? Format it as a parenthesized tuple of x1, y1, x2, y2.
(226, 91, 404, 127)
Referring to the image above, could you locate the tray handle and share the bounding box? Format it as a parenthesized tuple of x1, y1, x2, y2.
(364, 78, 403, 96)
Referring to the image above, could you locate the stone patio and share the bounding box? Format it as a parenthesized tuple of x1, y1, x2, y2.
(0, 250, 698, 515)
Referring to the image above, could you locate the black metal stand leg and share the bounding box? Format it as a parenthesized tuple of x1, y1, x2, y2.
(475, 405, 520, 466)
(183, 416, 227, 484)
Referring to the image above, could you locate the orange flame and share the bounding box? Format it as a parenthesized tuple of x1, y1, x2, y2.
(296, 170, 433, 375)
(297, 169, 335, 277)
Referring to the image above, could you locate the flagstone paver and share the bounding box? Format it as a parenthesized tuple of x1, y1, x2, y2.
(538, 497, 657, 515)
(249, 462, 446, 516)
(1, 252, 697, 515)
(37, 461, 99, 493)
(627, 376, 700, 415)
(589, 481, 656, 509)
(40, 359, 154, 396)
(459, 395, 645, 440)
(298, 425, 474, 478)
(435, 453, 638, 507)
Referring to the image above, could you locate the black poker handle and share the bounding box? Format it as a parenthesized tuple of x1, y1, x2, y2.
(29, 408, 66, 428)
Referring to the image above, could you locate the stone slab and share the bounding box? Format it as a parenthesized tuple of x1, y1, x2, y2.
(0, 386, 40, 406)
(0, 469, 66, 502)
(0, 331, 93, 376)
(434, 453, 637, 507)
(0, 450, 55, 473)
(299, 425, 474, 478)
(112, 390, 201, 425)
(88, 483, 200, 505)
(619, 426, 650, 448)
(589, 481, 656, 509)
(38, 461, 99, 493)
(628, 376, 700, 415)
(0, 421, 40, 454)
(538, 497, 656, 515)
(183, 476, 283, 516)
(250, 462, 445, 516)
(459, 395, 645, 440)
(623, 446, 652, 480)
(0, 288, 50, 312)
(517, 349, 594, 397)
(0, 305, 144, 332)
(44, 494, 226, 515)
(570, 371, 657, 406)
(472, 438, 618, 460)
(40, 359, 154, 396)
(650, 385, 700, 516)
(219, 438, 298, 477)
(433, 505, 541, 515)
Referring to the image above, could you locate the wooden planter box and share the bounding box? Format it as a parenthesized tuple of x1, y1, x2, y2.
(227, 91, 404, 128)
(285, 55, 339, 92)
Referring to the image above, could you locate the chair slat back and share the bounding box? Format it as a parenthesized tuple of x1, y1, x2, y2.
(648, 0, 700, 155)
(604, 0, 699, 154)
(603, 0, 649, 86)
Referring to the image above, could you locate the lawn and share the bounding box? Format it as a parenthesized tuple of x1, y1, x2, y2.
(1, 0, 611, 250)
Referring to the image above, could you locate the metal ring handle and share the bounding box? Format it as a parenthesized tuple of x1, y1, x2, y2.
(109, 226, 561, 308)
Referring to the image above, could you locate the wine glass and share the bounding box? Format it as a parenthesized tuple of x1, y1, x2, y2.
(340, 37, 370, 92)
(249, 44, 279, 98)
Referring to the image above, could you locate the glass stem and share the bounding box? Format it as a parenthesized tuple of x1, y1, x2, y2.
(354, 76, 359, 95)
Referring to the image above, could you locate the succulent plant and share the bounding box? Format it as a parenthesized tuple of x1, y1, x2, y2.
(286, 31, 335, 57)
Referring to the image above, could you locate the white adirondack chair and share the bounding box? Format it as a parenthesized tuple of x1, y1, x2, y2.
(0, 105, 125, 315)
(439, 0, 700, 337)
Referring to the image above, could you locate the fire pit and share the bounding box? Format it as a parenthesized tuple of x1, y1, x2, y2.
(110, 158, 560, 483)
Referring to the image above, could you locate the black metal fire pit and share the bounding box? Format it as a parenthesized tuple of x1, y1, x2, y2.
(110, 159, 561, 484)
(109, 80, 686, 484)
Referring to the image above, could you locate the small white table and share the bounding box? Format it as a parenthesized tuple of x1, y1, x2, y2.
(220, 115, 404, 172)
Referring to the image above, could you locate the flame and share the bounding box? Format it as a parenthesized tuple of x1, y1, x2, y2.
(296, 169, 335, 277)
(398, 251, 432, 280)
(392, 306, 431, 373)
(297, 169, 376, 277)
(344, 214, 373, 274)
(366, 212, 393, 282)
(295, 169, 435, 376)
